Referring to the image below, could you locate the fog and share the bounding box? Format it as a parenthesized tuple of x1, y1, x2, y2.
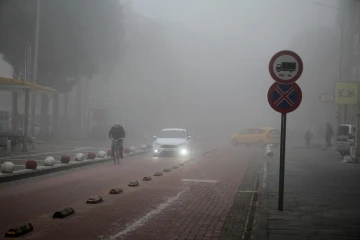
(102, 0, 340, 138)
(0, 0, 342, 140)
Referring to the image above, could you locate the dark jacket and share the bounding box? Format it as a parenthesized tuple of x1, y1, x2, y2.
(109, 125, 125, 139)
(325, 124, 334, 139)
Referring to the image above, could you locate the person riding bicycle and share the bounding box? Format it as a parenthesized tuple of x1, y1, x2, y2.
(109, 122, 126, 159)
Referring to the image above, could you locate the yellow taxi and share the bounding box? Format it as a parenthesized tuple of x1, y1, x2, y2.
(231, 127, 280, 147)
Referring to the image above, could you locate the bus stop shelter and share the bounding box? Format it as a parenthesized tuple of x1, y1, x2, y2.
(0, 76, 57, 151)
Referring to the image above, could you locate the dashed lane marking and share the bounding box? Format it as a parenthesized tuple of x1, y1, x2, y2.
(107, 189, 187, 239)
(181, 179, 219, 183)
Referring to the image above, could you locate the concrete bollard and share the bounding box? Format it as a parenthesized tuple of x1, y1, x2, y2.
(44, 157, 56, 166)
(264, 144, 273, 159)
(75, 153, 85, 161)
(129, 146, 136, 152)
(97, 150, 106, 158)
(2, 161, 15, 173)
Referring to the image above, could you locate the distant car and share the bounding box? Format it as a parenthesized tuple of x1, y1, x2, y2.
(152, 128, 191, 157)
(231, 127, 280, 147)
(336, 123, 356, 156)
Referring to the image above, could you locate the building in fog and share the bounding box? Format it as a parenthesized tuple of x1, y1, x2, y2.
(339, 0, 360, 123)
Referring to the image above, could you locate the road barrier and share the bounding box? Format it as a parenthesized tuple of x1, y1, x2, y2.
(2, 161, 15, 173)
(5, 223, 33, 238)
(143, 176, 152, 181)
(109, 188, 123, 194)
(86, 195, 103, 204)
(44, 156, 56, 166)
(97, 150, 106, 158)
(264, 144, 274, 159)
(107, 149, 112, 156)
(26, 159, 37, 170)
(123, 148, 130, 154)
(61, 156, 70, 164)
(163, 168, 171, 172)
(128, 181, 139, 187)
(75, 153, 85, 161)
(87, 152, 96, 160)
(154, 172, 163, 176)
(53, 207, 75, 219)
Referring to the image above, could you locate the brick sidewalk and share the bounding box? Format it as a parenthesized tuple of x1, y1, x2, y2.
(1, 144, 256, 240)
(256, 147, 360, 240)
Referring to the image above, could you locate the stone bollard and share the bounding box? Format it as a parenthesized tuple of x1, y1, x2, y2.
(44, 157, 56, 166)
(2, 161, 15, 173)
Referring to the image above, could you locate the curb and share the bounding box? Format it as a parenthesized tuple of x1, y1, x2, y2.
(0, 150, 150, 184)
(256, 157, 268, 240)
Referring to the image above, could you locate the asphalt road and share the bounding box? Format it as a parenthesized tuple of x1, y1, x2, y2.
(0, 140, 262, 240)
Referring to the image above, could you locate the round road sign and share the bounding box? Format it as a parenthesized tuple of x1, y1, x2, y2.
(269, 50, 303, 84)
(267, 82, 302, 114)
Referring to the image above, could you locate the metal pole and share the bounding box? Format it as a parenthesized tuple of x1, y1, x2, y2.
(278, 113, 287, 211)
(31, 0, 40, 135)
(23, 89, 30, 152)
(33, 0, 40, 81)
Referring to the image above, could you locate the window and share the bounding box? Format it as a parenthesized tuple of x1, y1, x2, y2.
(254, 129, 266, 134)
(240, 129, 251, 134)
(269, 129, 280, 135)
(158, 130, 186, 139)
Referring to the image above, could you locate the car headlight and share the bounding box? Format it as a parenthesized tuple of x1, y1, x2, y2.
(179, 148, 188, 156)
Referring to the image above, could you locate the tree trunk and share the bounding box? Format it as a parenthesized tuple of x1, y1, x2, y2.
(30, 93, 36, 134)
(64, 92, 69, 139)
(11, 92, 19, 132)
(52, 93, 59, 139)
(76, 80, 82, 130)
(40, 94, 49, 138)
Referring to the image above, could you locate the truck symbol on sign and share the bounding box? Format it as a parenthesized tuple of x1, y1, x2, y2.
(276, 62, 296, 73)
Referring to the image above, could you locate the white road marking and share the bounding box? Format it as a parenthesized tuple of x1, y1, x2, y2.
(108, 189, 186, 239)
(181, 179, 218, 183)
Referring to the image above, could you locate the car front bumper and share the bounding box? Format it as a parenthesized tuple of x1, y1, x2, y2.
(153, 146, 189, 157)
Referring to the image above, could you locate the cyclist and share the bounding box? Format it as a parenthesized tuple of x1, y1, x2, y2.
(108, 122, 126, 159)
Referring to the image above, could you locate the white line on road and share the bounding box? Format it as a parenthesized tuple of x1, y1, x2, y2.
(108, 189, 187, 239)
(181, 179, 218, 183)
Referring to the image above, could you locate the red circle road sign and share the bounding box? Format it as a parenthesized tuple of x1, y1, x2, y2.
(269, 50, 303, 84)
(268, 82, 302, 113)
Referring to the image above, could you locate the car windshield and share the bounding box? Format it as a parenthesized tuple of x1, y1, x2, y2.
(158, 130, 186, 139)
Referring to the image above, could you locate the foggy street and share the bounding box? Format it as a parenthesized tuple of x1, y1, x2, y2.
(0, 140, 261, 240)
(1, 0, 360, 239)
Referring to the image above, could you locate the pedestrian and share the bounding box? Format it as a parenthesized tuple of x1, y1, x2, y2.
(324, 122, 334, 149)
(304, 130, 313, 148)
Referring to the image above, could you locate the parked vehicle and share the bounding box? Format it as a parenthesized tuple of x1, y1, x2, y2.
(336, 123, 356, 156)
(231, 127, 280, 147)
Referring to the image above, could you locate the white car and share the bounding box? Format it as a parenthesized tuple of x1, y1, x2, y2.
(152, 128, 191, 157)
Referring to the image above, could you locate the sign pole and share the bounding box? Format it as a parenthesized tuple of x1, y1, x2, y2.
(278, 112, 287, 211)
(268, 50, 303, 211)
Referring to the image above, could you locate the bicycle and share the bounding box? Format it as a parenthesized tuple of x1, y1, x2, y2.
(110, 138, 124, 164)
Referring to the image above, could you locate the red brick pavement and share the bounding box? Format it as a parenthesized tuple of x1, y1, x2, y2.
(1, 144, 253, 240)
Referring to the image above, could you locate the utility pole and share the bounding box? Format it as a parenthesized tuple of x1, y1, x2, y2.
(31, 0, 40, 135)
